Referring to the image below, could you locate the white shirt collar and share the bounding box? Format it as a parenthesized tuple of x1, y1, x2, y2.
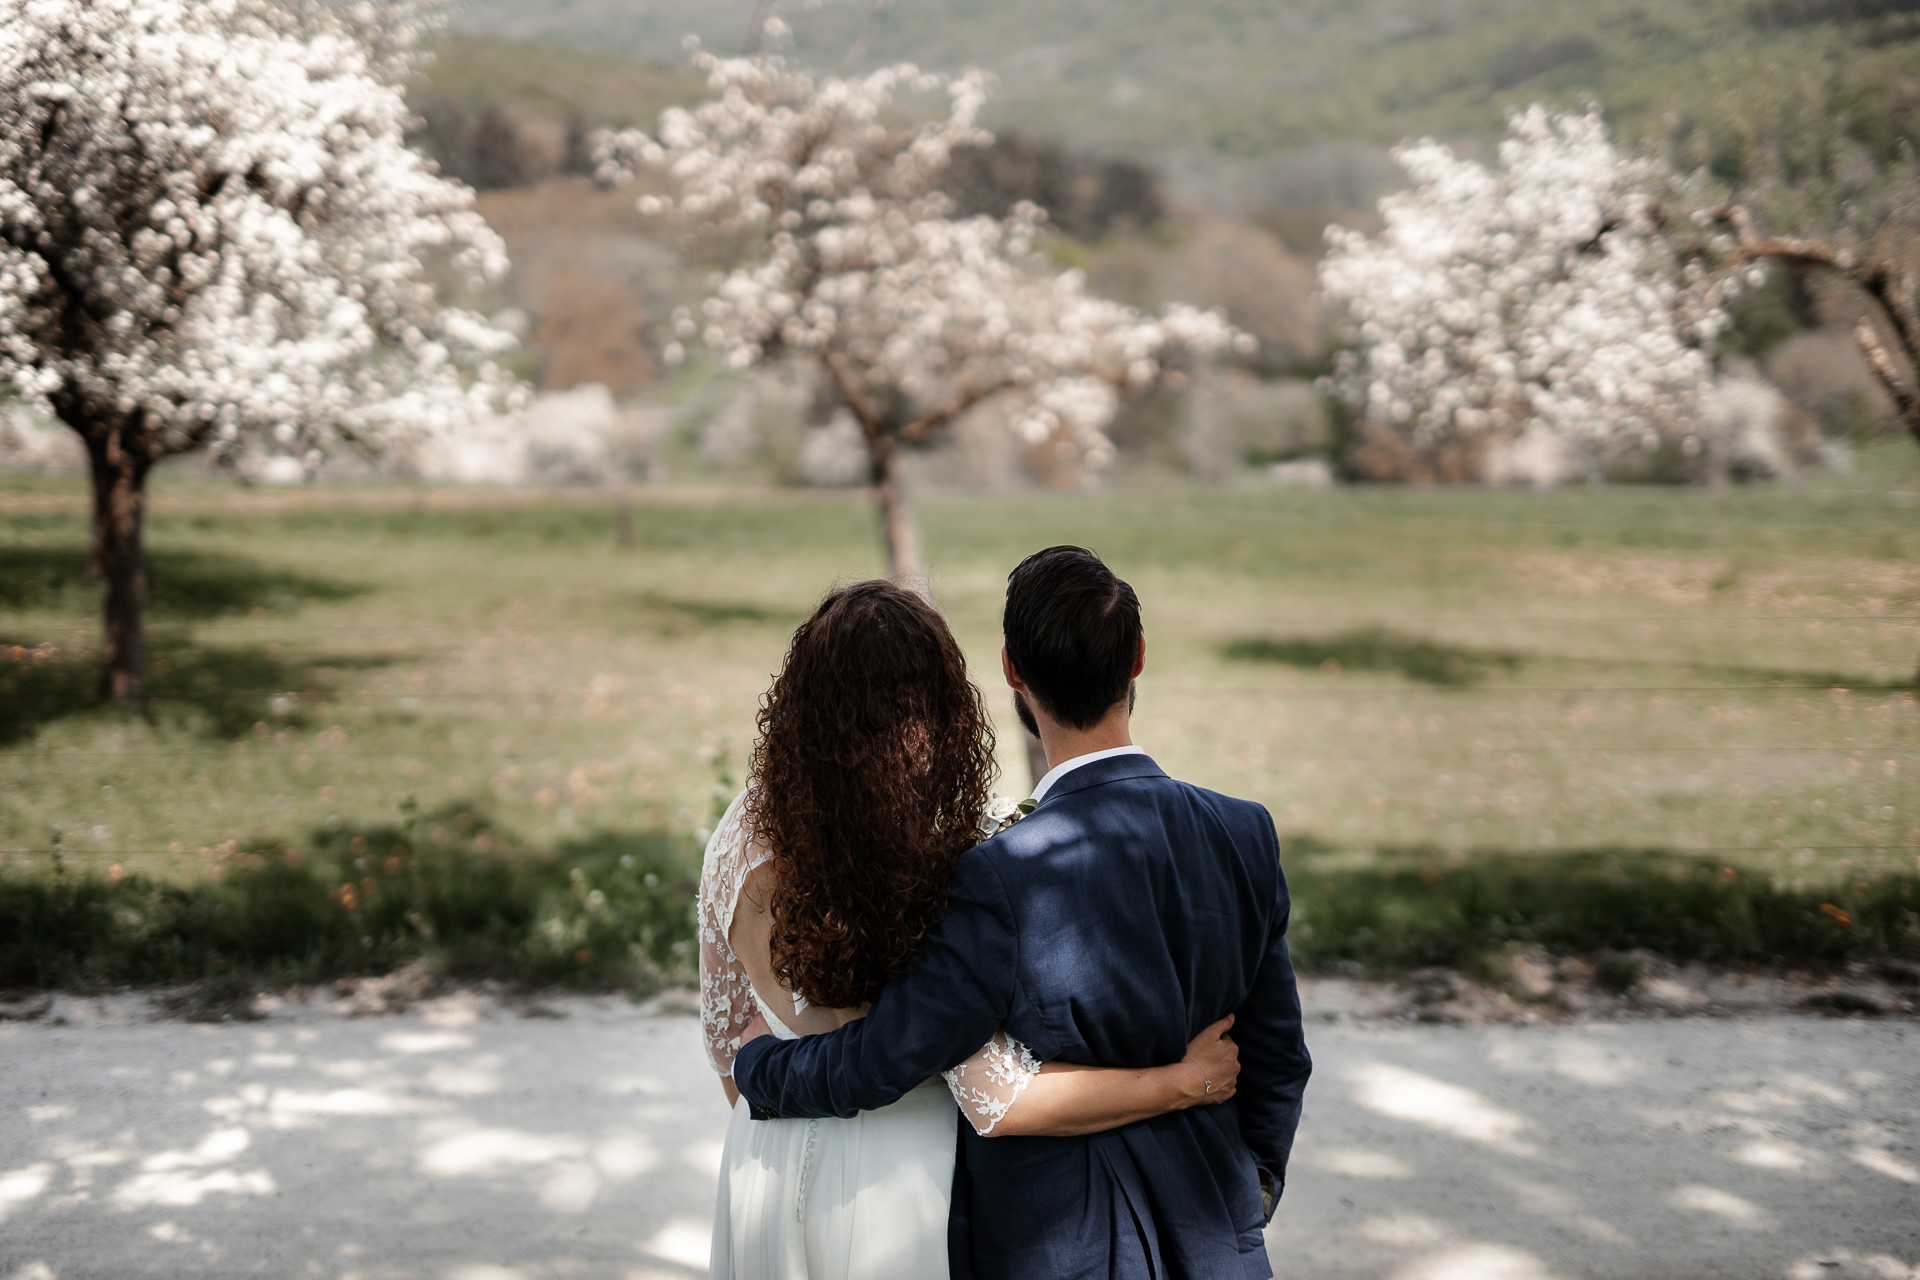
(1030, 744, 1148, 804)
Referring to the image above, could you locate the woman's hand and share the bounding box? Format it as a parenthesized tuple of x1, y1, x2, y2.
(1174, 1014, 1239, 1108)
(975, 1014, 1242, 1137)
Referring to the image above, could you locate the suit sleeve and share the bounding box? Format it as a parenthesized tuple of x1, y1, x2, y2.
(733, 847, 1019, 1120)
(1230, 811, 1312, 1217)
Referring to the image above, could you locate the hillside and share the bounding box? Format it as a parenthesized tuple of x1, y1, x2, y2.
(412, 2, 1909, 450)
(440, 0, 1920, 209)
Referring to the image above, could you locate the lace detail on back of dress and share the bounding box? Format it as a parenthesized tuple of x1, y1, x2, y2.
(697, 789, 771, 1077)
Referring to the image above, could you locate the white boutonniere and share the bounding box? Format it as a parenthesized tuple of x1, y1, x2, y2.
(977, 795, 1038, 838)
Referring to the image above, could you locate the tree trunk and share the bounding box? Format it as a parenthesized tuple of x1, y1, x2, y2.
(83, 425, 151, 707)
(839, 0, 895, 73)
(866, 428, 926, 593)
(741, 0, 778, 52)
(615, 487, 635, 550)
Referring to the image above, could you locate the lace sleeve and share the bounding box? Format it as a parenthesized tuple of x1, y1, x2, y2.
(942, 1030, 1041, 1136)
(697, 790, 769, 1078)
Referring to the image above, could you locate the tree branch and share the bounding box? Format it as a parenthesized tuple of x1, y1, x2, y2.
(898, 379, 1012, 443)
(1573, 217, 1622, 256)
(826, 350, 1018, 447)
(152, 417, 221, 462)
(1855, 317, 1920, 446)
(1721, 236, 1850, 272)
(1709, 200, 1852, 271)
(2, 224, 111, 331)
(1711, 200, 1918, 443)
(839, 0, 893, 75)
(825, 351, 884, 435)
(1858, 263, 1920, 380)
(742, 0, 778, 54)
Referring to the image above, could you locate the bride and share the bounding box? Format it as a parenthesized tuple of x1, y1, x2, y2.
(699, 580, 1240, 1279)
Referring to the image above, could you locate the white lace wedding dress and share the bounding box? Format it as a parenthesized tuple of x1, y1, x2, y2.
(699, 790, 1040, 1280)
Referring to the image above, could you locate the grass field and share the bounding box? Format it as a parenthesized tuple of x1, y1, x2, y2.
(4, 454, 1919, 987)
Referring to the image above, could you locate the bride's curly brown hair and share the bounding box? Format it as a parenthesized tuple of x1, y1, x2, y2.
(747, 580, 997, 1010)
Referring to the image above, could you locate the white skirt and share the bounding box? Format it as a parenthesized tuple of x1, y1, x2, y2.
(710, 1076, 957, 1280)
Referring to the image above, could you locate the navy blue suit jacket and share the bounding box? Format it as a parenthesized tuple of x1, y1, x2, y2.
(732, 753, 1311, 1280)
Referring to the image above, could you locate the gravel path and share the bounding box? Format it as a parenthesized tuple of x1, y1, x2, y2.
(1, 989, 1915, 1280)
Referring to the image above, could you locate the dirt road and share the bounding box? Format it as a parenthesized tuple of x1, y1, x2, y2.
(2, 989, 1915, 1280)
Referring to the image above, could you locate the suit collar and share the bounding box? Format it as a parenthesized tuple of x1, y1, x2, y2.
(1030, 744, 1147, 803)
(1035, 751, 1166, 804)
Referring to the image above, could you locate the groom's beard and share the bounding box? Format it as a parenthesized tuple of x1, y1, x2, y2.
(1014, 690, 1040, 739)
(1013, 684, 1135, 740)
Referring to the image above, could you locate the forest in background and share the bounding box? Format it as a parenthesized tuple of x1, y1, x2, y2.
(434, 0, 1920, 207)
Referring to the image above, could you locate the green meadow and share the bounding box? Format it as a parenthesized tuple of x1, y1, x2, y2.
(3, 452, 1918, 989)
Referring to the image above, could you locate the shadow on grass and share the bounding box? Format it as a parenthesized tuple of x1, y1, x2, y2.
(0, 636, 396, 745)
(637, 590, 805, 635)
(1225, 627, 1523, 686)
(1286, 844, 1920, 974)
(10, 812, 1915, 998)
(1682, 662, 1916, 693)
(0, 800, 700, 996)
(1225, 628, 1915, 692)
(0, 546, 367, 618)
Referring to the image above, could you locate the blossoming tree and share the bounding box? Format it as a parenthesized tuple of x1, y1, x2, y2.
(0, 0, 517, 704)
(1320, 107, 1730, 484)
(597, 51, 1243, 584)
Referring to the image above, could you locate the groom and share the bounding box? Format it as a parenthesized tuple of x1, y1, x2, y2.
(733, 545, 1311, 1279)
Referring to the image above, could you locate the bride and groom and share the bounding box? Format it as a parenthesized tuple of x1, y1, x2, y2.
(697, 545, 1312, 1279)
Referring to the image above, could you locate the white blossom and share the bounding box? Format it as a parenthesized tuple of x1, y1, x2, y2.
(598, 53, 1238, 495)
(1320, 106, 1730, 482)
(0, 0, 520, 466)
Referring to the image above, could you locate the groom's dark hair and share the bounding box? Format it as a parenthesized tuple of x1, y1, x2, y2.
(1003, 545, 1141, 730)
